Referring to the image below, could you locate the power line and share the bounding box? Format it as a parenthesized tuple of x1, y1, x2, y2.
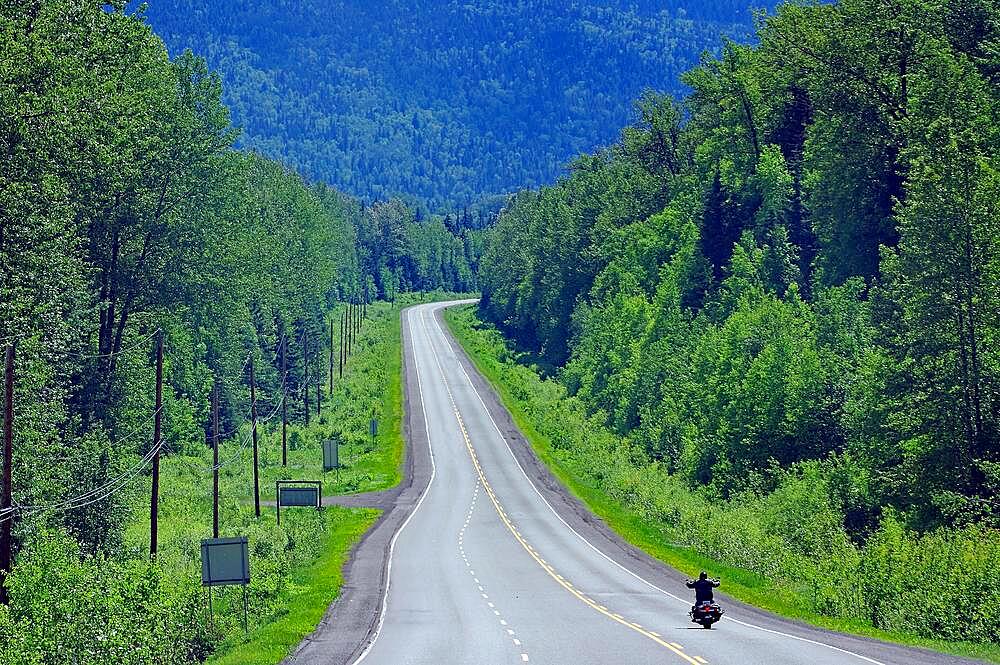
(64, 328, 162, 360)
(50, 405, 163, 469)
(0, 437, 167, 524)
(2, 332, 292, 522)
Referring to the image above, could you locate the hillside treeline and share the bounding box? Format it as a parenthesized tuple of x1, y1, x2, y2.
(479, 0, 1000, 639)
(0, 0, 471, 624)
(141, 0, 774, 208)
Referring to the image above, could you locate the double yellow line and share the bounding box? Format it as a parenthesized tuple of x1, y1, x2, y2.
(425, 324, 705, 665)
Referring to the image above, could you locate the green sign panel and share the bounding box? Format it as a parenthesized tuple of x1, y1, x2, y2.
(323, 438, 339, 471)
(201, 537, 250, 587)
(279, 486, 319, 507)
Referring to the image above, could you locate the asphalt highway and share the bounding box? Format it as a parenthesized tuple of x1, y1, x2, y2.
(333, 302, 983, 665)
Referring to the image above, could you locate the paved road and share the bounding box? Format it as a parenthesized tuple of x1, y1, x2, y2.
(299, 301, 984, 665)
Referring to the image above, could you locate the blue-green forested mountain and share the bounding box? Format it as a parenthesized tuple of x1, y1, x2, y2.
(140, 0, 774, 209)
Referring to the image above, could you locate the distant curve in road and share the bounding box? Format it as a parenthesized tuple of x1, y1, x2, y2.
(347, 301, 982, 665)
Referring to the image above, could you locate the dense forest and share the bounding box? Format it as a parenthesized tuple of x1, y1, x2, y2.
(479, 0, 1000, 639)
(0, 2, 473, 660)
(139, 0, 775, 209)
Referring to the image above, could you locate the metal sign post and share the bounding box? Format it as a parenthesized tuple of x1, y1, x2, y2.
(201, 536, 251, 633)
(323, 438, 341, 484)
(275, 480, 322, 526)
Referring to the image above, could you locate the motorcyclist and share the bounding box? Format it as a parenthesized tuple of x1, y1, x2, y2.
(686, 571, 720, 608)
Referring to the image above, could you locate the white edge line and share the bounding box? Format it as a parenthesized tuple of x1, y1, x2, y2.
(353, 305, 438, 665)
(427, 302, 887, 665)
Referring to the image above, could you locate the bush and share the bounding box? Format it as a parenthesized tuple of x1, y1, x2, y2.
(0, 529, 213, 665)
(447, 304, 1000, 647)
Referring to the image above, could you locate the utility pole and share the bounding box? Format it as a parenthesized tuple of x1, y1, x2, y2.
(212, 383, 219, 539)
(316, 383, 321, 417)
(150, 333, 164, 560)
(303, 329, 310, 426)
(328, 317, 334, 395)
(0, 345, 15, 606)
(249, 358, 260, 519)
(339, 311, 344, 379)
(281, 335, 287, 467)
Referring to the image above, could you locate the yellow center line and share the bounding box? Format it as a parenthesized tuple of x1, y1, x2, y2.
(427, 337, 702, 665)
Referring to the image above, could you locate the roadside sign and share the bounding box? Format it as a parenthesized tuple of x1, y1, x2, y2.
(200, 536, 250, 632)
(369, 418, 378, 439)
(280, 486, 319, 507)
(201, 536, 250, 587)
(323, 438, 339, 471)
(275, 480, 322, 525)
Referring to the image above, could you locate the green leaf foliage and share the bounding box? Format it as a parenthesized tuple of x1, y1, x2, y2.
(476, 0, 1000, 648)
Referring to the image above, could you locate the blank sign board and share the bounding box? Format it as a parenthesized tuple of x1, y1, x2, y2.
(201, 536, 250, 587)
(279, 486, 319, 507)
(323, 439, 338, 471)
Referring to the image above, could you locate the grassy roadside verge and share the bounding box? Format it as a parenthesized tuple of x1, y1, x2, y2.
(443, 303, 1000, 663)
(198, 294, 474, 662)
(112, 294, 464, 664)
(206, 506, 377, 665)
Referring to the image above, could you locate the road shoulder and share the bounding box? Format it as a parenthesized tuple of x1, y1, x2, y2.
(284, 307, 432, 665)
(436, 304, 985, 665)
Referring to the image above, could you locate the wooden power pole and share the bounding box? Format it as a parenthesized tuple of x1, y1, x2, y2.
(150, 334, 164, 560)
(303, 329, 310, 426)
(212, 383, 219, 539)
(250, 358, 260, 519)
(339, 311, 344, 379)
(0, 345, 15, 605)
(281, 336, 287, 467)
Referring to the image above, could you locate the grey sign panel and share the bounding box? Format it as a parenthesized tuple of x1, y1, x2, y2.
(201, 536, 250, 587)
(323, 438, 338, 471)
(279, 486, 319, 507)
(369, 418, 378, 438)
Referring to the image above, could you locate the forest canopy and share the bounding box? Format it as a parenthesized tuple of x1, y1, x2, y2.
(479, 0, 1000, 533)
(0, 0, 472, 622)
(139, 0, 776, 209)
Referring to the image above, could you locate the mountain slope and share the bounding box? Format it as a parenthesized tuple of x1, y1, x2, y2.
(140, 0, 773, 208)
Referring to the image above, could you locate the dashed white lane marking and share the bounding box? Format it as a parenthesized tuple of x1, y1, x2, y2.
(424, 303, 886, 665)
(458, 476, 529, 663)
(421, 308, 699, 665)
(352, 308, 439, 665)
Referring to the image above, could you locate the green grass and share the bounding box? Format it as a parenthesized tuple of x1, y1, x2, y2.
(205, 506, 378, 665)
(118, 295, 457, 665)
(255, 299, 407, 500)
(444, 303, 1000, 664)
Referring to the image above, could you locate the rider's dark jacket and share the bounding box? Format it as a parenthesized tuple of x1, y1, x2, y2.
(686, 578, 720, 603)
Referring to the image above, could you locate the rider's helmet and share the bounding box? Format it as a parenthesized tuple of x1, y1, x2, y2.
(699, 571, 708, 580)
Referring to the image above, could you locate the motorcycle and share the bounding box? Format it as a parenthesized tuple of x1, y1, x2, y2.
(689, 600, 724, 629)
